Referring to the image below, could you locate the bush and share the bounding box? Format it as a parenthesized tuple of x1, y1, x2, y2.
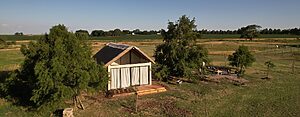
(153, 64, 170, 82)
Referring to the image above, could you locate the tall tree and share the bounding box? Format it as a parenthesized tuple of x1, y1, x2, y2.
(240, 24, 262, 40)
(4, 24, 108, 108)
(228, 45, 255, 77)
(154, 15, 209, 78)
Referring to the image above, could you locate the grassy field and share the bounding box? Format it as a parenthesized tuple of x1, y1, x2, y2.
(0, 38, 299, 116)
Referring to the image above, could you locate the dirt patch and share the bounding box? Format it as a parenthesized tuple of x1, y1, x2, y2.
(15, 40, 32, 43)
(0, 48, 20, 51)
(209, 51, 235, 55)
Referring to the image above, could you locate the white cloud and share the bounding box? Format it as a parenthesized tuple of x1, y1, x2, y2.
(1, 24, 8, 27)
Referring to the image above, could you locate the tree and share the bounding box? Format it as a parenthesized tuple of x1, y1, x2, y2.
(240, 24, 261, 40)
(91, 30, 105, 37)
(264, 60, 275, 78)
(3, 24, 108, 109)
(154, 15, 209, 79)
(75, 29, 89, 36)
(112, 29, 123, 36)
(228, 45, 255, 77)
(14, 32, 23, 36)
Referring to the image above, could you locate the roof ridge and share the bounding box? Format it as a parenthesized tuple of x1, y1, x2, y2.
(106, 42, 131, 50)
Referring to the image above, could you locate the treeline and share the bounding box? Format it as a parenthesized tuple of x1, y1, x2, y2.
(76, 29, 160, 37)
(198, 28, 300, 35)
(76, 27, 300, 37)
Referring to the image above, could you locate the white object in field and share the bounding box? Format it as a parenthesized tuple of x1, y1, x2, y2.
(276, 45, 279, 48)
(132, 32, 135, 35)
(177, 80, 183, 84)
(202, 62, 206, 66)
(216, 70, 223, 75)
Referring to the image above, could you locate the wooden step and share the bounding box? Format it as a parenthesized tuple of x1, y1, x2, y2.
(137, 87, 167, 96)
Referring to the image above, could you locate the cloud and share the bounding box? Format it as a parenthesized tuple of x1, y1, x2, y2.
(1, 24, 8, 27)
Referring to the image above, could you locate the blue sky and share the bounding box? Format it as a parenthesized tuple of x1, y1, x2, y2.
(0, 0, 299, 34)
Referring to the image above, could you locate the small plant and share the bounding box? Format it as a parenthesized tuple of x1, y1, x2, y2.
(264, 60, 275, 79)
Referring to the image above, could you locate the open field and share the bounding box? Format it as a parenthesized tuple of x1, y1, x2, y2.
(0, 38, 299, 116)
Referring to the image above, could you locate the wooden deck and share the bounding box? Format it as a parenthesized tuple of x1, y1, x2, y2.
(111, 85, 167, 97)
(136, 85, 167, 96)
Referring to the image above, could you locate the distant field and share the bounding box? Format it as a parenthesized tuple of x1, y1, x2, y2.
(201, 34, 300, 39)
(90, 34, 162, 41)
(1, 34, 299, 41)
(0, 35, 42, 41)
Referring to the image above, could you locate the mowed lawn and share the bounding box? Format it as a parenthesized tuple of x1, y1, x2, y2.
(0, 38, 299, 117)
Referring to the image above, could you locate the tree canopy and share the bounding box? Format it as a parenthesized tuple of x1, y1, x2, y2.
(240, 24, 262, 40)
(75, 29, 89, 36)
(154, 15, 209, 78)
(228, 45, 255, 76)
(2, 24, 108, 108)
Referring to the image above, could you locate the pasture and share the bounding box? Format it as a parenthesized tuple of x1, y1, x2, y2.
(0, 37, 299, 117)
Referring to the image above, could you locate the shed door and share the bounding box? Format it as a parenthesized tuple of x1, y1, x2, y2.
(120, 68, 130, 88)
(140, 66, 149, 85)
(111, 68, 120, 89)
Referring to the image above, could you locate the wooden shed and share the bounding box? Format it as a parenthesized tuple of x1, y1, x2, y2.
(93, 43, 155, 90)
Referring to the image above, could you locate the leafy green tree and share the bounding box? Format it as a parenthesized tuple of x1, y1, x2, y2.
(228, 45, 255, 77)
(154, 15, 209, 79)
(75, 29, 89, 36)
(264, 60, 275, 78)
(112, 29, 123, 36)
(240, 24, 262, 40)
(3, 24, 108, 108)
(91, 30, 105, 37)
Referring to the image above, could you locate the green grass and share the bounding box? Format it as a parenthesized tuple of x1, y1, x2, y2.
(0, 35, 42, 41)
(0, 38, 299, 116)
(0, 50, 23, 68)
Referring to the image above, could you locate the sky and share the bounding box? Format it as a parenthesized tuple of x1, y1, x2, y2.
(0, 0, 300, 34)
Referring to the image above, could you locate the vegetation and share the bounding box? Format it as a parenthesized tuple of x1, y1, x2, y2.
(228, 45, 256, 77)
(0, 38, 6, 49)
(14, 32, 23, 36)
(240, 25, 262, 40)
(75, 29, 89, 36)
(154, 15, 209, 79)
(264, 60, 276, 78)
(1, 25, 108, 110)
(0, 36, 299, 116)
